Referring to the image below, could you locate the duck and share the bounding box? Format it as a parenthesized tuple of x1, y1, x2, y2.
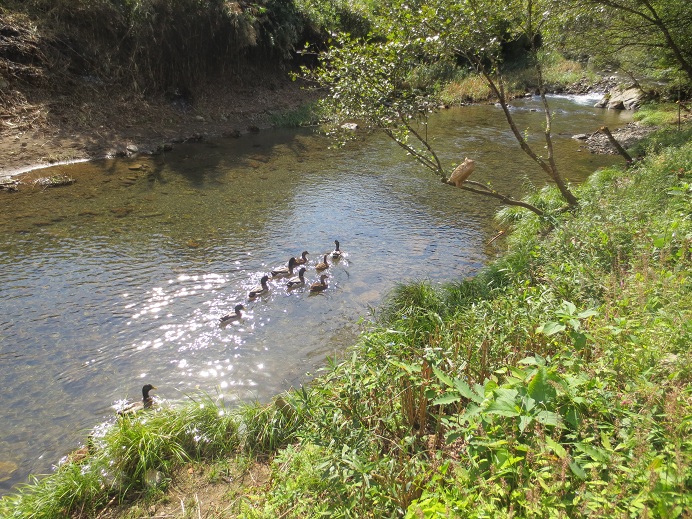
(286, 267, 307, 288)
(331, 240, 343, 259)
(315, 254, 330, 271)
(293, 251, 309, 265)
(219, 303, 245, 324)
(309, 274, 329, 293)
(63, 435, 96, 465)
(117, 384, 157, 416)
(271, 257, 298, 278)
(248, 275, 270, 298)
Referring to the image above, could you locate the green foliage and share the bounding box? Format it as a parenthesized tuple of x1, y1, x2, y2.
(269, 101, 321, 127)
(307, 0, 581, 209)
(0, 392, 239, 517)
(556, 0, 692, 87)
(295, 0, 373, 37)
(10, 0, 312, 92)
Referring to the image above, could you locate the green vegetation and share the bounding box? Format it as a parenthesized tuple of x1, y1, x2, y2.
(439, 52, 600, 105)
(269, 101, 321, 127)
(2, 117, 690, 519)
(2, 0, 691, 515)
(305, 0, 594, 215)
(557, 0, 692, 87)
(2, 0, 353, 93)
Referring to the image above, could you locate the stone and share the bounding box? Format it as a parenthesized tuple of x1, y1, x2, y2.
(595, 85, 645, 110)
(0, 460, 18, 483)
(223, 129, 242, 138)
(341, 122, 359, 130)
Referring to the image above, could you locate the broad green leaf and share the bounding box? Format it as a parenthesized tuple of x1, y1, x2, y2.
(562, 300, 576, 315)
(576, 442, 608, 462)
(486, 388, 520, 417)
(433, 393, 461, 405)
(535, 410, 562, 427)
(453, 378, 484, 403)
(569, 461, 587, 479)
(577, 309, 598, 319)
(537, 321, 566, 335)
(523, 395, 536, 413)
(528, 366, 557, 404)
(518, 356, 543, 366)
(600, 432, 613, 451)
(432, 365, 454, 388)
(545, 436, 567, 459)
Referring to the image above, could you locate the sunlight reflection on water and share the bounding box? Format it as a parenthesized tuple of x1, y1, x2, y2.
(0, 97, 631, 493)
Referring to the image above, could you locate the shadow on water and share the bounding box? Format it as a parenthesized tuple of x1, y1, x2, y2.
(0, 96, 630, 493)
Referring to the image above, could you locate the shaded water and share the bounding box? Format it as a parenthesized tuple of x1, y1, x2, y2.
(0, 95, 630, 493)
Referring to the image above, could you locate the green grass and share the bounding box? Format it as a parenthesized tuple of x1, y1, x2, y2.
(439, 55, 598, 105)
(634, 102, 686, 126)
(1, 129, 690, 518)
(269, 102, 321, 128)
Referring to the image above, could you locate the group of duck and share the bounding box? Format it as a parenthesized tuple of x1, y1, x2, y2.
(219, 239, 345, 324)
(115, 242, 346, 416)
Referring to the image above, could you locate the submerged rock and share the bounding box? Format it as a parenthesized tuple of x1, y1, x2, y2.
(0, 460, 18, 483)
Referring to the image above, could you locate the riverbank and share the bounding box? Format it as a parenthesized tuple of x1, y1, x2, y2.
(2, 121, 690, 518)
(0, 74, 318, 179)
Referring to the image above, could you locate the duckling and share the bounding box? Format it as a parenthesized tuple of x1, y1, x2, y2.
(293, 251, 309, 265)
(219, 303, 245, 324)
(309, 274, 329, 292)
(315, 254, 330, 271)
(249, 275, 270, 298)
(117, 384, 157, 416)
(271, 257, 298, 278)
(286, 267, 307, 288)
(65, 435, 95, 465)
(331, 239, 343, 259)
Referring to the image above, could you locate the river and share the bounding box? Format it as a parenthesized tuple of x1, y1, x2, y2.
(0, 94, 631, 493)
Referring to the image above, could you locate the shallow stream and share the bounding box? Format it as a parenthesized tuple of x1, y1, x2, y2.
(0, 95, 631, 493)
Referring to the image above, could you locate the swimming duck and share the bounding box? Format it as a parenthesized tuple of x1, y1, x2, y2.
(286, 267, 307, 288)
(293, 251, 309, 265)
(331, 240, 343, 259)
(315, 254, 330, 271)
(309, 274, 329, 292)
(117, 384, 157, 416)
(249, 275, 270, 298)
(271, 257, 298, 278)
(219, 303, 245, 324)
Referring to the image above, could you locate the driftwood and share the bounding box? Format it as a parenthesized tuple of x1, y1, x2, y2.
(599, 126, 633, 164)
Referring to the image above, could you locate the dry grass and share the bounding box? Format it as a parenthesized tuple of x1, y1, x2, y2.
(439, 75, 492, 104)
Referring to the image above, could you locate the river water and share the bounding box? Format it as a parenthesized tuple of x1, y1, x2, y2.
(0, 95, 630, 493)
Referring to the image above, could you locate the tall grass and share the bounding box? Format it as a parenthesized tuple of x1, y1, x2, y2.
(439, 55, 598, 104)
(0, 392, 239, 518)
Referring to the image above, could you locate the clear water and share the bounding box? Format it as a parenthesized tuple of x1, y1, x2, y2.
(0, 96, 630, 493)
